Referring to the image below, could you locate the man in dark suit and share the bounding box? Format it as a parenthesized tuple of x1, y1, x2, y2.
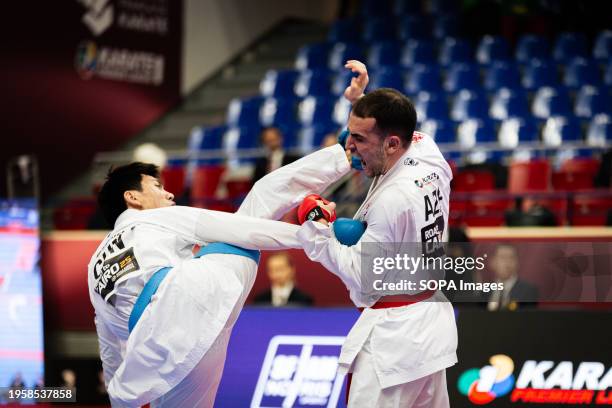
(487, 244, 539, 311)
(252, 127, 300, 184)
(254, 252, 313, 307)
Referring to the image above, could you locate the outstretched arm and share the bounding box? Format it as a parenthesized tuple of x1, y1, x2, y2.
(237, 144, 350, 219)
(136, 206, 301, 250)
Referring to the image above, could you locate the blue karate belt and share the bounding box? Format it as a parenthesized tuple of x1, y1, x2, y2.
(128, 242, 261, 334)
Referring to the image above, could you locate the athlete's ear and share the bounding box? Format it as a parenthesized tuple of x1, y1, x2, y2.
(124, 190, 141, 209)
(385, 135, 402, 153)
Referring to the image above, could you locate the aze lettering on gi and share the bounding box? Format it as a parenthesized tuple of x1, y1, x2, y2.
(93, 229, 140, 302)
(422, 187, 445, 256)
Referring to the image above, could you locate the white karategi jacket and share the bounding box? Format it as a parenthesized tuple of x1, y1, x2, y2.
(298, 132, 458, 389)
(88, 145, 350, 407)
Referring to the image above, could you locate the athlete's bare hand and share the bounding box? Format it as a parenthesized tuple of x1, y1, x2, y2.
(343, 60, 369, 104)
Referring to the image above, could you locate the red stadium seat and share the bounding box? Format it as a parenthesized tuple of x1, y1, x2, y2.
(553, 158, 600, 191)
(53, 197, 97, 230)
(464, 197, 514, 226)
(191, 165, 225, 199)
(453, 170, 495, 192)
(508, 159, 551, 193)
(570, 195, 612, 225)
(560, 157, 600, 174)
(552, 171, 595, 190)
(161, 165, 185, 196)
(449, 198, 468, 226)
(226, 179, 253, 200)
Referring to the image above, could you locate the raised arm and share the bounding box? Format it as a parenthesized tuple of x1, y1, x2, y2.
(343, 60, 369, 105)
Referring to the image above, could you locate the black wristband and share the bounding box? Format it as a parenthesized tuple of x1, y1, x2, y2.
(306, 206, 325, 221)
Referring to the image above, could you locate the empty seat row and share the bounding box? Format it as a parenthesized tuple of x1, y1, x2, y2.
(322, 29, 612, 63)
(421, 114, 611, 147)
(417, 86, 610, 122)
(272, 61, 612, 100)
(254, 78, 610, 126)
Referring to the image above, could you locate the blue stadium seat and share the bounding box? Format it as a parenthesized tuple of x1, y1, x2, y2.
(226, 96, 264, 127)
(189, 125, 228, 165)
(328, 42, 364, 70)
(542, 116, 582, 147)
(563, 58, 602, 89)
(362, 18, 397, 43)
(593, 30, 612, 61)
(259, 97, 299, 127)
(294, 69, 333, 97)
(414, 91, 449, 121)
(483, 61, 521, 91)
(333, 96, 352, 125)
(450, 90, 489, 121)
(401, 39, 436, 66)
(406, 64, 443, 94)
(515, 35, 550, 63)
(476, 35, 510, 65)
(331, 70, 357, 95)
(295, 43, 331, 71)
(397, 14, 431, 41)
(260, 70, 299, 97)
(223, 126, 262, 165)
(298, 124, 341, 152)
(367, 42, 403, 68)
(457, 119, 497, 148)
(439, 38, 473, 66)
(432, 14, 459, 39)
(445, 63, 481, 92)
(532, 87, 572, 119)
(605, 63, 612, 87)
(575, 86, 611, 118)
(552, 32, 588, 62)
(274, 123, 300, 148)
(419, 119, 456, 144)
(522, 60, 559, 90)
(328, 19, 359, 43)
(298, 96, 335, 126)
(586, 114, 612, 146)
(369, 67, 405, 89)
(498, 117, 539, 148)
(489, 88, 529, 120)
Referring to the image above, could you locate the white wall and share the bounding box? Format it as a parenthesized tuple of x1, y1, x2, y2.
(182, 0, 338, 95)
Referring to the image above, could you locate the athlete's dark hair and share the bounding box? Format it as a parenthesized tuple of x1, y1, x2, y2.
(97, 162, 160, 227)
(351, 88, 417, 147)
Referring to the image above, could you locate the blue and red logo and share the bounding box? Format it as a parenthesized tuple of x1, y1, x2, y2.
(458, 354, 516, 404)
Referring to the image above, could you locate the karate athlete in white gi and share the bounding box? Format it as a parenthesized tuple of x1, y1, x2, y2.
(297, 62, 458, 407)
(88, 144, 351, 407)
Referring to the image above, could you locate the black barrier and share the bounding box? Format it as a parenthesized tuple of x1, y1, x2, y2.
(448, 311, 612, 407)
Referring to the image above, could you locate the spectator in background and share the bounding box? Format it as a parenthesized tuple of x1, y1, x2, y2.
(487, 244, 539, 311)
(9, 372, 25, 388)
(61, 369, 76, 389)
(252, 127, 299, 183)
(254, 252, 313, 307)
